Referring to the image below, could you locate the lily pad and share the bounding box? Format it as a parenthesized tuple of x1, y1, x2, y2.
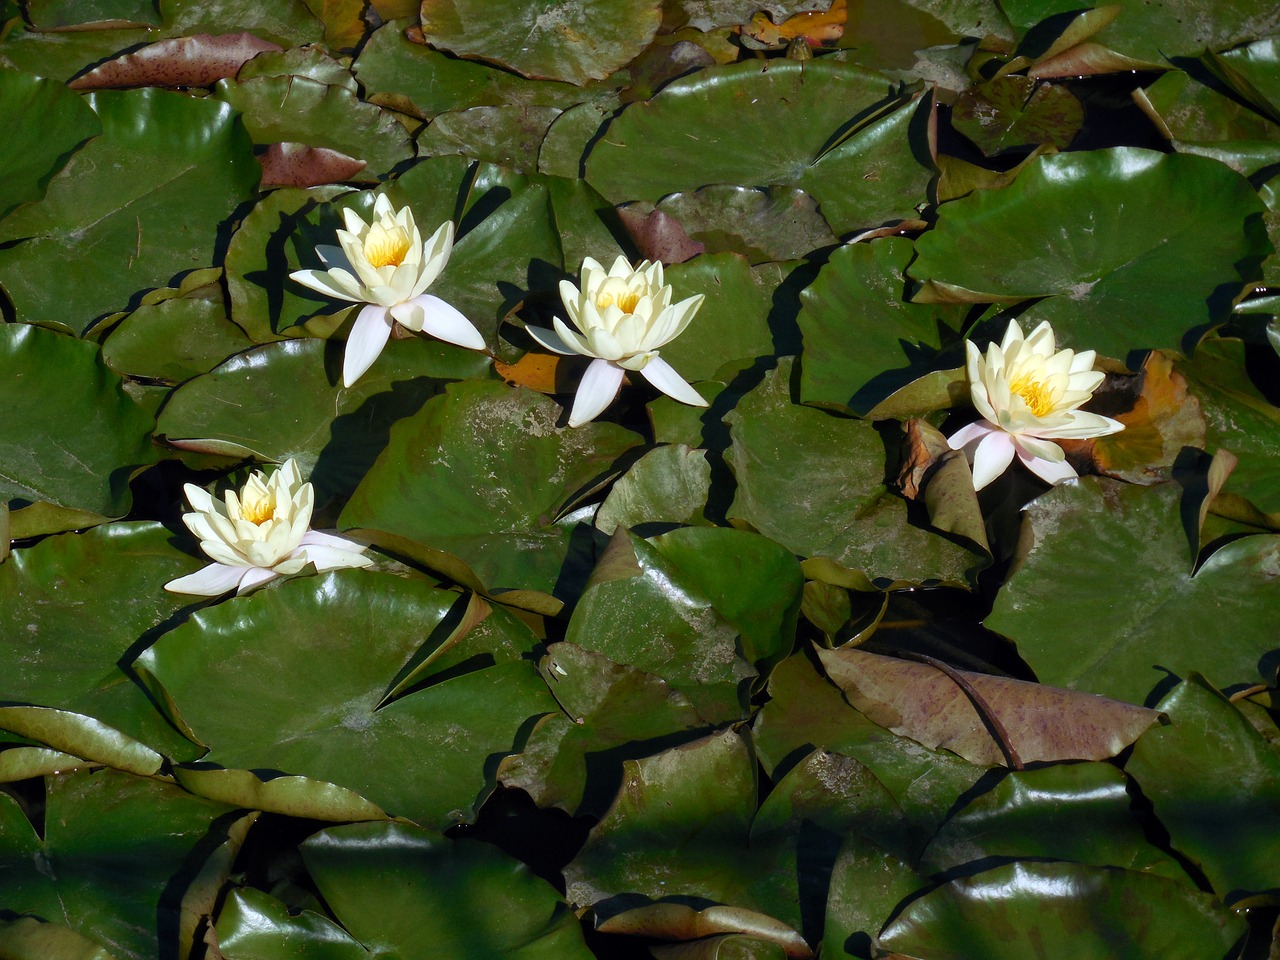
(0, 88, 260, 334)
(0, 325, 157, 518)
(156, 336, 490, 502)
(878, 860, 1246, 960)
(594, 443, 713, 534)
(136, 569, 555, 828)
(654, 186, 838, 264)
(101, 290, 255, 384)
(0, 769, 240, 960)
(725, 360, 988, 587)
(798, 236, 967, 415)
(0, 68, 101, 221)
(908, 148, 1270, 360)
(952, 74, 1083, 155)
(1127, 674, 1280, 904)
(417, 0, 662, 85)
(986, 478, 1280, 707)
(418, 104, 564, 173)
(584, 59, 933, 235)
(340, 379, 641, 598)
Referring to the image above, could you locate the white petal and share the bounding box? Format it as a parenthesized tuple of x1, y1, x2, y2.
(300, 529, 368, 553)
(343, 304, 394, 387)
(165, 562, 247, 596)
(527, 324, 577, 356)
(1034, 410, 1125, 440)
(296, 543, 374, 572)
(1014, 434, 1065, 463)
(412, 221, 454, 295)
(182, 483, 215, 513)
(1069, 349, 1097, 374)
(568, 358, 624, 427)
(290, 268, 364, 303)
(236, 566, 281, 595)
(400, 294, 485, 350)
(639, 356, 706, 407)
(1018, 449, 1078, 485)
(947, 419, 997, 452)
(971, 429, 1016, 491)
(372, 193, 395, 219)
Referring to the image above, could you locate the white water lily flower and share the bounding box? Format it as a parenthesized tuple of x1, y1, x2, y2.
(525, 255, 708, 427)
(164, 459, 372, 596)
(948, 319, 1124, 490)
(290, 195, 485, 387)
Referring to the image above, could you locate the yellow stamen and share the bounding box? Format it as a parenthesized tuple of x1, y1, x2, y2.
(241, 494, 276, 526)
(597, 290, 640, 313)
(363, 223, 411, 269)
(1010, 374, 1055, 417)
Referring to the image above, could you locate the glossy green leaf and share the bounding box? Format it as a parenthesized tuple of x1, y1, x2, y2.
(0, 769, 238, 960)
(0, 522, 204, 763)
(565, 529, 755, 721)
(0, 68, 101, 221)
(878, 860, 1246, 960)
(137, 569, 554, 827)
(101, 290, 254, 384)
(0, 26, 155, 83)
(725, 360, 987, 587)
(798, 237, 967, 415)
(920, 763, 1185, 879)
(0, 88, 259, 335)
(341, 380, 641, 598)
(25, 0, 159, 27)
(218, 887, 369, 960)
(585, 59, 933, 235)
(909, 148, 1270, 360)
(156, 337, 490, 502)
(159, 0, 323, 47)
(1127, 674, 1280, 903)
(986, 478, 1280, 707)
(1138, 68, 1280, 143)
(654, 186, 838, 264)
(595, 443, 713, 534)
(0, 325, 156, 517)
(215, 75, 413, 179)
(418, 0, 662, 85)
(418, 104, 564, 174)
(821, 831, 926, 960)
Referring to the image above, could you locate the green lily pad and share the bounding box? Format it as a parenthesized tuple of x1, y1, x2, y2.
(1127, 674, 1280, 904)
(878, 860, 1246, 960)
(155, 337, 490, 503)
(986, 478, 1280, 707)
(1209, 36, 1280, 124)
(0, 25, 155, 83)
(25, 0, 159, 27)
(418, 0, 662, 85)
(215, 75, 413, 179)
(1138, 68, 1280, 143)
(136, 569, 554, 828)
(725, 360, 987, 587)
(237, 43, 359, 89)
(908, 148, 1270, 360)
(418, 104, 564, 174)
(353, 21, 588, 120)
(564, 529, 756, 721)
(0, 917, 121, 960)
(0, 522, 206, 764)
(159, 0, 323, 47)
(798, 236, 967, 415)
(654, 186, 838, 264)
(0, 768, 240, 960)
(952, 74, 1083, 156)
(101, 290, 255, 384)
(340, 379, 641, 598)
(295, 821, 595, 959)
(585, 59, 934, 235)
(0, 68, 101, 221)
(217, 887, 369, 960)
(0, 88, 260, 335)
(920, 763, 1185, 880)
(594, 443, 713, 534)
(0, 325, 157, 518)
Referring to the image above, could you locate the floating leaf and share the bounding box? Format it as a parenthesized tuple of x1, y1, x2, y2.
(595, 444, 713, 534)
(101, 287, 254, 384)
(878, 860, 1246, 960)
(0, 326, 157, 517)
(0, 88, 260, 334)
(137, 569, 554, 828)
(951, 75, 1083, 155)
(725, 360, 987, 587)
(909, 148, 1270, 360)
(418, 0, 662, 85)
(1127, 674, 1280, 904)
(986, 478, 1280, 707)
(418, 104, 564, 173)
(257, 142, 367, 188)
(67, 32, 281, 89)
(655, 185, 838, 264)
(816, 647, 1160, 767)
(341, 380, 642, 599)
(0, 68, 101, 221)
(585, 59, 933, 235)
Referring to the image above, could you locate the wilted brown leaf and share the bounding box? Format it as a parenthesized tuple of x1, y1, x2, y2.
(495, 351, 565, 394)
(257, 142, 367, 188)
(69, 33, 282, 89)
(738, 0, 846, 48)
(617, 205, 706, 265)
(817, 647, 1162, 767)
(1029, 41, 1165, 79)
(896, 417, 949, 499)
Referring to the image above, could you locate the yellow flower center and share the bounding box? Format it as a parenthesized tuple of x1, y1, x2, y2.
(597, 290, 641, 313)
(1010, 374, 1055, 418)
(241, 493, 276, 526)
(363, 223, 412, 269)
